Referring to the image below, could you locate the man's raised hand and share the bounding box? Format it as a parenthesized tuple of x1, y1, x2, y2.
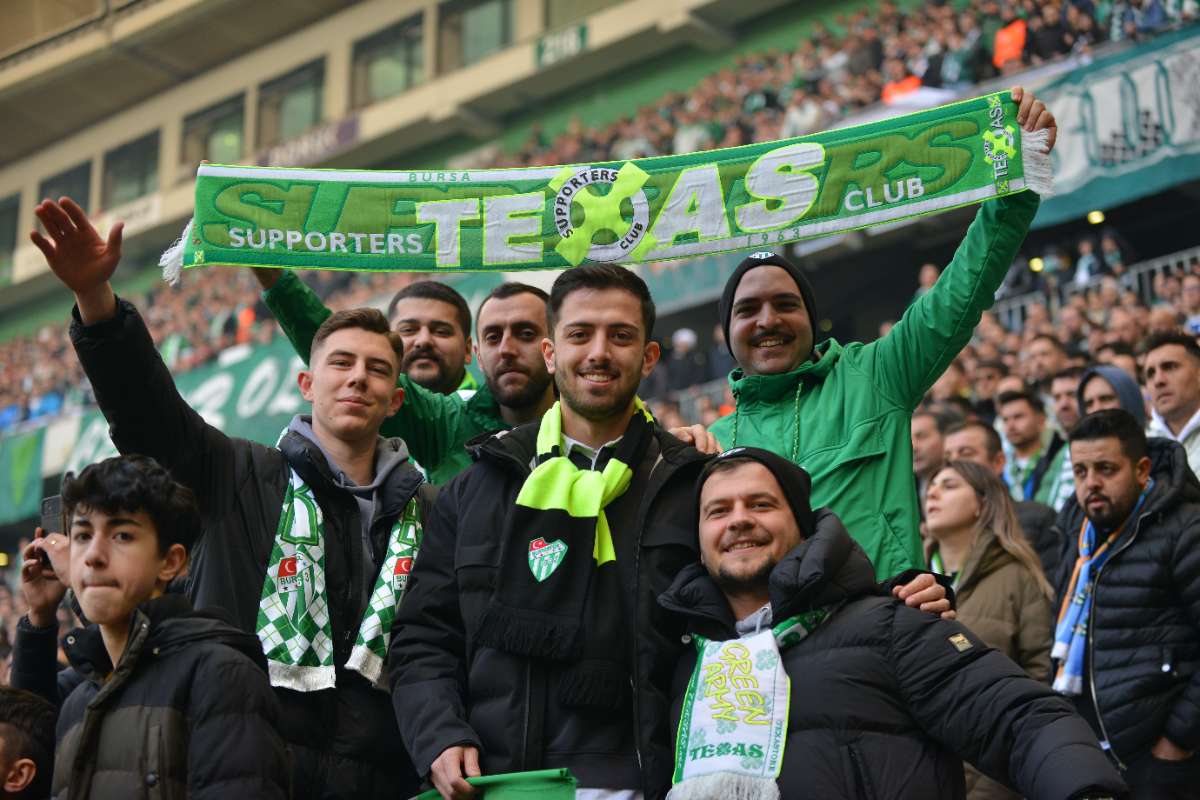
(1011, 85, 1057, 153)
(30, 197, 122, 323)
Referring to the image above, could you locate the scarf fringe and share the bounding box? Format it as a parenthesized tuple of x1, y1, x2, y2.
(667, 773, 780, 800)
(345, 644, 385, 685)
(159, 218, 192, 286)
(267, 661, 337, 692)
(1021, 128, 1054, 196)
(475, 602, 580, 661)
(559, 659, 630, 710)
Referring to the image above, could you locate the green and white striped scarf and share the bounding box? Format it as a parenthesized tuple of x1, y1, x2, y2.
(255, 469, 422, 691)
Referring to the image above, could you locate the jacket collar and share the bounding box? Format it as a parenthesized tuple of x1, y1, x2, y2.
(463, 382, 509, 431)
(658, 508, 882, 639)
(727, 338, 842, 405)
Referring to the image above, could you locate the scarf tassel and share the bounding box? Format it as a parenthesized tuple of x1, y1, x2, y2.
(559, 659, 630, 710)
(475, 602, 580, 662)
(159, 218, 193, 286)
(1021, 127, 1054, 197)
(667, 773, 780, 800)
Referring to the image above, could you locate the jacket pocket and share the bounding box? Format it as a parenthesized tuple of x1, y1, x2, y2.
(846, 743, 879, 800)
(456, 543, 499, 593)
(806, 418, 887, 474)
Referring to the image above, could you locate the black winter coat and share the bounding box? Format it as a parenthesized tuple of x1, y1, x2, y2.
(1054, 437, 1200, 766)
(52, 594, 288, 800)
(388, 422, 709, 799)
(70, 299, 428, 798)
(1015, 499, 1062, 580)
(660, 509, 1128, 800)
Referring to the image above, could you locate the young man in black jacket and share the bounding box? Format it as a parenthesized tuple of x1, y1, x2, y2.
(1053, 410, 1200, 796)
(15, 455, 288, 800)
(389, 265, 951, 800)
(28, 197, 430, 800)
(660, 447, 1127, 800)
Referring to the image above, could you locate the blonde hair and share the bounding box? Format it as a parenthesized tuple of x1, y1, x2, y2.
(938, 460, 1055, 602)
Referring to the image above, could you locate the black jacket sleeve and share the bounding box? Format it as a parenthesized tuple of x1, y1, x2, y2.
(69, 299, 240, 520)
(888, 604, 1129, 799)
(1164, 501, 1200, 751)
(387, 475, 481, 776)
(10, 616, 82, 708)
(186, 647, 290, 800)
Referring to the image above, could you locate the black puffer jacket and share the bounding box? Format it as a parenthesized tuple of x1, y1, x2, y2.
(660, 509, 1128, 800)
(1054, 437, 1200, 765)
(52, 594, 288, 800)
(388, 422, 709, 799)
(1016, 499, 1063, 580)
(71, 299, 429, 799)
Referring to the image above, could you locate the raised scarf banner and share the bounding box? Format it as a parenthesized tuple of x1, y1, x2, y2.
(164, 91, 1051, 281)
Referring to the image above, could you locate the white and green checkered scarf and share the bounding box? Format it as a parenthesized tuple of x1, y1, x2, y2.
(255, 469, 422, 691)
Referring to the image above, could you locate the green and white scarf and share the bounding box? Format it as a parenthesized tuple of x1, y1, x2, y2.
(255, 469, 422, 691)
(162, 92, 1050, 282)
(669, 611, 828, 800)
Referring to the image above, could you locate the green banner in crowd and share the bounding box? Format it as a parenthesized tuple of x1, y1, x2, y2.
(169, 91, 1050, 279)
(0, 428, 44, 525)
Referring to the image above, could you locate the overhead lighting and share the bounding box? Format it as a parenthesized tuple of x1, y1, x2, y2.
(1087, 210, 1106, 225)
(1029, 257, 1045, 272)
(818, 318, 833, 332)
(0, 552, 8, 567)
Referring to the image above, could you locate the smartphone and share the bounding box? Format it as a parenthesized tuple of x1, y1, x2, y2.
(39, 495, 63, 568)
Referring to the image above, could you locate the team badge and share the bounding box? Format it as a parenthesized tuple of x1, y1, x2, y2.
(275, 555, 310, 593)
(528, 537, 568, 582)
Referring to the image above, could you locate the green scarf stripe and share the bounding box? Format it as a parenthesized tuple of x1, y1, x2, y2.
(165, 92, 1050, 281)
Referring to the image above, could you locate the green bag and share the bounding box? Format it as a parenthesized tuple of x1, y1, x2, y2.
(412, 768, 577, 799)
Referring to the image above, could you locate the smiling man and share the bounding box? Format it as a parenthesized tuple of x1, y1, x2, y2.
(1054, 410, 1200, 795)
(703, 86, 1056, 579)
(30, 197, 432, 800)
(259, 271, 557, 483)
(659, 447, 1125, 800)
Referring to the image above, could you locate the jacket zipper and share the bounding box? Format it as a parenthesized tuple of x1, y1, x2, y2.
(1084, 509, 1150, 771)
(848, 743, 876, 800)
(521, 660, 532, 771)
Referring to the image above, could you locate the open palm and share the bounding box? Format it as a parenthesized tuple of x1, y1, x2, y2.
(30, 197, 124, 295)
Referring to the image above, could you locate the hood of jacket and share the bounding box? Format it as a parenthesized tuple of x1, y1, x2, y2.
(658, 507, 882, 638)
(284, 414, 411, 493)
(725, 338, 843, 406)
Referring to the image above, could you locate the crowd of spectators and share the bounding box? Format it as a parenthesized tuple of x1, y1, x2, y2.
(1, 0, 1196, 434)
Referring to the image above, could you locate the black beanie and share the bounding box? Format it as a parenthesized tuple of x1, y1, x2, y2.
(717, 250, 819, 359)
(695, 446, 816, 541)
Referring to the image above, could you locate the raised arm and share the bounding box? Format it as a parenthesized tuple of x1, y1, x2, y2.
(867, 87, 1053, 409)
(258, 268, 466, 469)
(33, 198, 240, 515)
(889, 605, 1127, 799)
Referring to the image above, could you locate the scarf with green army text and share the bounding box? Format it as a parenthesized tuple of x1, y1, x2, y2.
(668, 611, 829, 800)
(474, 399, 653, 708)
(162, 92, 1050, 282)
(256, 469, 422, 691)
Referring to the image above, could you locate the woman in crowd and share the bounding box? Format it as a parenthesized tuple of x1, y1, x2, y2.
(924, 459, 1056, 800)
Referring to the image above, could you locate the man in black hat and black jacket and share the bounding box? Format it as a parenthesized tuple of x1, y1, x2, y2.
(692, 87, 1056, 580)
(659, 446, 1128, 800)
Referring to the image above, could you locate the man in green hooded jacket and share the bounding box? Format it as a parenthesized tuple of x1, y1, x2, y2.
(705, 85, 1057, 579)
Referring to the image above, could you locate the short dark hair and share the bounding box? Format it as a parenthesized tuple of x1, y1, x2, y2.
(913, 404, 965, 434)
(1031, 333, 1067, 354)
(387, 280, 471, 338)
(1097, 340, 1135, 358)
(945, 420, 1004, 458)
(312, 307, 403, 375)
(475, 282, 550, 336)
(0, 688, 55, 797)
(62, 455, 201, 556)
(549, 264, 656, 339)
(974, 359, 1008, 375)
(1070, 409, 1148, 462)
(997, 389, 1044, 414)
(1051, 365, 1086, 384)
(1139, 329, 1200, 361)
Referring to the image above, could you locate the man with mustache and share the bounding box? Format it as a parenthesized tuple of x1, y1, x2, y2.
(258, 270, 557, 483)
(699, 86, 1056, 579)
(388, 265, 950, 800)
(1053, 409, 1200, 795)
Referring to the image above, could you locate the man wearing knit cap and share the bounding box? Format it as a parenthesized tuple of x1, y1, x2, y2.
(659, 446, 1127, 799)
(697, 87, 1056, 579)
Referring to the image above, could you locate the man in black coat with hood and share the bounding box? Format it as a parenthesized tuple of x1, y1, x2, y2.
(1053, 410, 1200, 796)
(659, 446, 1128, 800)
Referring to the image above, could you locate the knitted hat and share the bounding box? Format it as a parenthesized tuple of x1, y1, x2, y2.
(718, 250, 818, 359)
(695, 446, 816, 541)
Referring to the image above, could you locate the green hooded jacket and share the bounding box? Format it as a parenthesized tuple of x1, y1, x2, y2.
(262, 270, 506, 484)
(710, 192, 1040, 579)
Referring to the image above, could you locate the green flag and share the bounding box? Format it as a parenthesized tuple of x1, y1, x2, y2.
(0, 428, 44, 525)
(413, 769, 576, 799)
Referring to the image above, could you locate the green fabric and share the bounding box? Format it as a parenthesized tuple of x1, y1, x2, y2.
(710, 191, 1040, 580)
(414, 769, 576, 799)
(0, 428, 44, 525)
(262, 269, 506, 484)
(177, 92, 1046, 275)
